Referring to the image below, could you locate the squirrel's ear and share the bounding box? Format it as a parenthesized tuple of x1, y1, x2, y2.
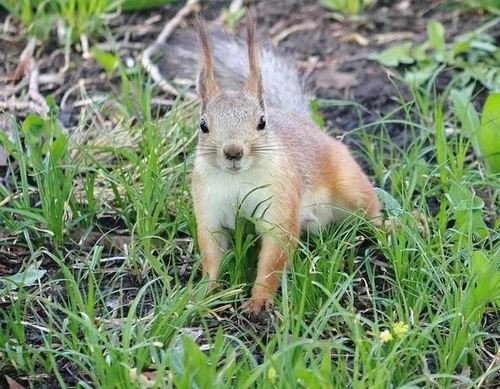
(195, 16, 218, 110)
(244, 13, 265, 111)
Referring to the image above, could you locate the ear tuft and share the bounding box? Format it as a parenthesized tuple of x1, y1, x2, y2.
(195, 15, 219, 110)
(244, 12, 265, 111)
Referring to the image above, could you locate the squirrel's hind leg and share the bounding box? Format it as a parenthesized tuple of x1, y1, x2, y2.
(319, 141, 382, 226)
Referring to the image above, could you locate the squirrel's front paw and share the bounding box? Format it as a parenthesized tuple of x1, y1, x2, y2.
(207, 279, 218, 292)
(241, 296, 274, 314)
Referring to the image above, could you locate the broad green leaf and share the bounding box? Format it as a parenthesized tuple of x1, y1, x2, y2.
(411, 43, 429, 61)
(447, 181, 488, 238)
(320, 0, 362, 14)
(46, 94, 59, 121)
(181, 335, 212, 387)
(347, 0, 361, 14)
(480, 0, 500, 9)
(465, 64, 500, 92)
(91, 47, 118, 75)
(294, 364, 321, 389)
(448, 181, 485, 211)
(0, 130, 16, 156)
(320, 349, 332, 376)
(478, 93, 500, 173)
(471, 39, 498, 52)
(222, 7, 246, 30)
(450, 87, 480, 153)
(470, 251, 490, 278)
(50, 134, 68, 163)
(22, 113, 48, 139)
(427, 20, 446, 53)
(466, 251, 500, 320)
(309, 99, 326, 129)
(0, 266, 47, 291)
(452, 39, 472, 56)
(404, 65, 437, 87)
(370, 42, 414, 67)
(121, 0, 175, 11)
(374, 188, 403, 217)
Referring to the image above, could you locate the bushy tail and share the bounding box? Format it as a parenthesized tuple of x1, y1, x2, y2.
(156, 28, 310, 117)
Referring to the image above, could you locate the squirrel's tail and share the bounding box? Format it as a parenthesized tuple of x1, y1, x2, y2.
(157, 28, 310, 117)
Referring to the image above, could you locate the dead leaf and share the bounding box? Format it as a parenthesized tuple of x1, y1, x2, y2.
(0, 147, 6, 167)
(0, 263, 9, 275)
(452, 365, 471, 389)
(5, 376, 25, 389)
(0, 192, 22, 208)
(11, 38, 37, 82)
(71, 228, 131, 251)
(271, 21, 317, 46)
(0, 114, 16, 167)
(373, 32, 415, 44)
(395, 0, 411, 12)
(340, 32, 369, 46)
(171, 327, 203, 352)
(314, 62, 359, 90)
(129, 368, 170, 388)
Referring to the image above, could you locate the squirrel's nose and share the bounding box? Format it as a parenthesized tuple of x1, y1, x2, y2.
(223, 144, 244, 161)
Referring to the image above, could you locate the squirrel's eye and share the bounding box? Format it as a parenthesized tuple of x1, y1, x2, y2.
(200, 118, 209, 133)
(257, 116, 266, 131)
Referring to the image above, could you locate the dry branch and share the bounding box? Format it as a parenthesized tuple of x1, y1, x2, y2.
(141, 0, 200, 97)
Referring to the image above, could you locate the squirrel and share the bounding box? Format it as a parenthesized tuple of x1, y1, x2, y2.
(163, 16, 382, 314)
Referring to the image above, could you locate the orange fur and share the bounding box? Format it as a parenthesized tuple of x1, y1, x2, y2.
(190, 17, 382, 315)
(197, 225, 224, 290)
(316, 136, 381, 220)
(243, 235, 294, 312)
(242, 169, 300, 312)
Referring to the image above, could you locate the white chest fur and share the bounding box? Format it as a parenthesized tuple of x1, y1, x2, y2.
(197, 164, 276, 231)
(196, 163, 344, 235)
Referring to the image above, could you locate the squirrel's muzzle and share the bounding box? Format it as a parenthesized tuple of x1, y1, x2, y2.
(223, 144, 244, 161)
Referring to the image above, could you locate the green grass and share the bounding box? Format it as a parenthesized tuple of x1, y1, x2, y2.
(320, 0, 374, 15)
(1, 5, 500, 389)
(1, 73, 498, 387)
(0, 0, 176, 43)
(0, 0, 117, 43)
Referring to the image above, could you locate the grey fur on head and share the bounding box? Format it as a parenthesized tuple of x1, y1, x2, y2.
(156, 27, 310, 117)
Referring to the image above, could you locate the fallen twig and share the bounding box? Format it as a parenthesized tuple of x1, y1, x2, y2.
(0, 78, 28, 98)
(0, 191, 23, 207)
(215, 0, 245, 25)
(228, 0, 245, 13)
(271, 21, 317, 46)
(27, 61, 49, 116)
(0, 37, 51, 118)
(60, 80, 85, 110)
(0, 98, 48, 116)
(19, 38, 37, 61)
(141, 0, 200, 97)
(12, 37, 37, 81)
(38, 73, 64, 86)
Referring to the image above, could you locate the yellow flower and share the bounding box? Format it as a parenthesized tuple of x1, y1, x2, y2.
(267, 367, 277, 383)
(393, 321, 409, 338)
(379, 329, 393, 343)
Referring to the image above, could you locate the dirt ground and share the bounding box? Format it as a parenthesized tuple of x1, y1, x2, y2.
(0, 1, 498, 386)
(1, 0, 490, 132)
(0, 0, 495, 308)
(1, 0, 494, 247)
